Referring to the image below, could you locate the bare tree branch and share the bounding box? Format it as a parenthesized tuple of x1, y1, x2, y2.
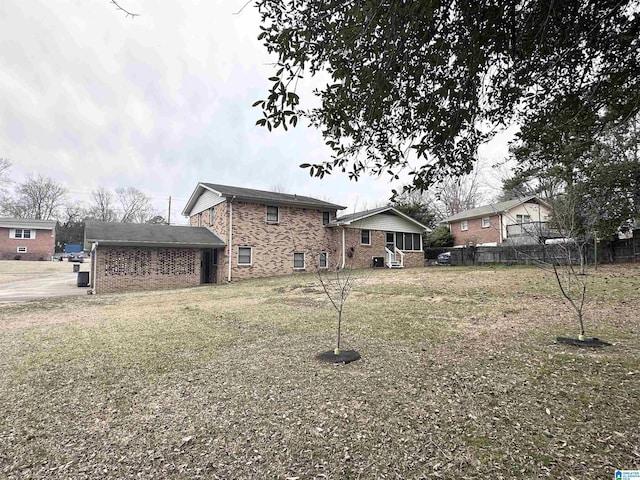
(110, 0, 140, 19)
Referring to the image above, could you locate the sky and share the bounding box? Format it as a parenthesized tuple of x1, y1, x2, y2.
(0, 0, 514, 224)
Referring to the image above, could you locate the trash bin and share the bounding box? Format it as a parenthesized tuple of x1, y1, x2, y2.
(73, 264, 80, 273)
(77, 271, 90, 287)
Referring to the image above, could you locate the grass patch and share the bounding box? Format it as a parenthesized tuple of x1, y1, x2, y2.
(0, 265, 638, 478)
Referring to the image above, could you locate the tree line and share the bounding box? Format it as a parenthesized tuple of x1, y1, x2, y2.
(0, 160, 165, 248)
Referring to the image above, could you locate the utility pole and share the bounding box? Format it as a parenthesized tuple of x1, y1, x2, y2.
(167, 196, 172, 225)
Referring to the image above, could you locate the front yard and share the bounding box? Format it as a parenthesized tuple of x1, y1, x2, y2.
(0, 265, 638, 478)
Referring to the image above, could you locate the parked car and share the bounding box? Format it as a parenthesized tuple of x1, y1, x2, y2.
(437, 251, 451, 265)
(68, 252, 85, 263)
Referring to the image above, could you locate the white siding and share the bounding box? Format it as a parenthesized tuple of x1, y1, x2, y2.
(191, 190, 225, 215)
(501, 202, 552, 240)
(350, 213, 423, 233)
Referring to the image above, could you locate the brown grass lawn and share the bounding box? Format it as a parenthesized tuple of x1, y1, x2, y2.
(0, 264, 638, 479)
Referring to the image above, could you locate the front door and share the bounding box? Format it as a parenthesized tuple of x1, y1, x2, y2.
(385, 232, 395, 262)
(385, 232, 395, 252)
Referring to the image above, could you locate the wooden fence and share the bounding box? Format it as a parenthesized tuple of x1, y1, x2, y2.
(424, 230, 639, 266)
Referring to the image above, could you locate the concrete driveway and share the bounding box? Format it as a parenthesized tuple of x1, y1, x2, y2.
(0, 272, 89, 303)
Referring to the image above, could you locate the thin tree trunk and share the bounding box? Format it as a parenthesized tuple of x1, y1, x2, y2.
(335, 309, 342, 355)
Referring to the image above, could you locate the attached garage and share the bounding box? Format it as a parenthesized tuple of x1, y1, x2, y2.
(84, 222, 225, 294)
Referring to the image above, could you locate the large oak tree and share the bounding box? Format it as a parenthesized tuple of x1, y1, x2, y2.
(254, 1, 640, 193)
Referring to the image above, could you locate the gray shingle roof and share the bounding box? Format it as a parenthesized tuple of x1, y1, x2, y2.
(84, 221, 225, 249)
(441, 196, 545, 223)
(202, 183, 346, 210)
(0, 218, 56, 230)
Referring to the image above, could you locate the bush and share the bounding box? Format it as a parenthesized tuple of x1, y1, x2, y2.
(425, 225, 454, 247)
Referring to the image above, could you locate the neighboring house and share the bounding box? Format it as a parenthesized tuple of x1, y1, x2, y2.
(84, 222, 225, 294)
(441, 196, 553, 247)
(0, 218, 56, 261)
(83, 183, 430, 294)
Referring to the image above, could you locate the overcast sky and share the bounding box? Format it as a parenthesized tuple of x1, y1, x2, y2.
(0, 0, 513, 223)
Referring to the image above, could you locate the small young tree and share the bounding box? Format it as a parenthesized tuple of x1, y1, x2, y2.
(314, 245, 358, 356)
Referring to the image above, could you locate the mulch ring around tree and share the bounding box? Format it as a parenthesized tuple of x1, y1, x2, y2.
(556, 337, 612, 348)
(316, 350, 361, 364)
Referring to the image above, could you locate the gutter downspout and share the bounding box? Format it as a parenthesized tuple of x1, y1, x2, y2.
(227, 196, 236, 282)
(341, 227, 346, 269)
(90, 241, 98, 293)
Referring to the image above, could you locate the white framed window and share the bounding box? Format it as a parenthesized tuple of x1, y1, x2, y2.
(361, 229, 371, 245)
(197, 213, 203, 227)
(266, 205, 279, 223)
(11, 229, 34, 239)
(516, 214, 531, 224)
(17, 246, 27, 253)
(482, 217, 490, 228)
(460, 221, 468, 231)
(293, 252, 305, 269)
(319, 252, 328, 269)
(237, 246, 252, 265)
(322, 211, 330, 226)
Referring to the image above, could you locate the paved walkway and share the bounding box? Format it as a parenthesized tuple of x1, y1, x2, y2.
(0, 272, 89, 303)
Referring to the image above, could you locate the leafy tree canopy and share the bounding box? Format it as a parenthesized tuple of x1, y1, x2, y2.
(511, 112, 640, 238)
(255, 1, 639, 192)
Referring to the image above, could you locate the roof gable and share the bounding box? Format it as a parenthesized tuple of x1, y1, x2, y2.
(334, 205, 430, 231)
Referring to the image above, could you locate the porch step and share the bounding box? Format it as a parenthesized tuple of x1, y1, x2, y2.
(387, 262, 404, 269)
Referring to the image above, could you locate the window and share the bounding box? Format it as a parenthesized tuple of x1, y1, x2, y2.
(361, 229, 371, 245)
(319, 252, 328, 268)
(516, 214, 531, 224)
(17, 246, 27, 253)
(293, 252, 305, 269)
(405, 233, 414, 251)
(322, 211, 330, 226)
(11, 229, 33, 239)
(395, 233, 422, 251)
(395, 233, 404, 250)
(238, 246, 252, 265)
(482, 217, 491, 228)
(461, 221, 468, 231)
(266, 205, 279, 223)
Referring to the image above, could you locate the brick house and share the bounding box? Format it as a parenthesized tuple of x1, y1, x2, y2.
(84, 222, 225, 294)
(330, 205, 428, 270)
(441, 196, 553, 247)
(0, 218, 56, 261)
(84, 184, 429, 294)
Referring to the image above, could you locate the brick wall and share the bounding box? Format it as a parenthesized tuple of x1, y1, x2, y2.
(451, 215, 501, 246)
(189, 200, 425, 280)
(0, 227, 56, 261)
(226, 202, 339, 280)
(93, 246, 202, 294)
